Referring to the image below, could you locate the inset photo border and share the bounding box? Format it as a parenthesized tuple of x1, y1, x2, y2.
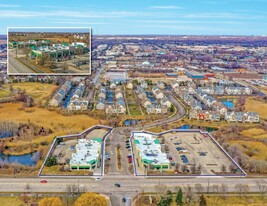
(7, 27, 91, 75)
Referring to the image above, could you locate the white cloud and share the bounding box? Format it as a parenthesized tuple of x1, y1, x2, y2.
(149, 6, 183, 9)
(0, 9, 151, 19)
(49, 21, 111, 25)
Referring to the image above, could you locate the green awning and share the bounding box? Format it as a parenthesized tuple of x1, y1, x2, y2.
(134, 139, 140, 144)
(93, 138, 103, 143)
(154, 139, 160, 144)
(142, 159, 153, 164)
(88, 159, 96, 165)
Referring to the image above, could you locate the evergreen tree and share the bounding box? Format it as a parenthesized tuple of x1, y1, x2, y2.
(176, 188, 183, 206)
(199, 194, 207, 206)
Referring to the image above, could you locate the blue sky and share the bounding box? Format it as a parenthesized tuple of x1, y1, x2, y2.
(0, 0, 267, 35)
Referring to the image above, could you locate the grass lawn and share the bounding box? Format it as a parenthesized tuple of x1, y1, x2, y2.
(245, 97, 267, 119)
(128, 104, 142, 116)
(241, 128, 267, 139)
(4, 82, 58, 105)
(229, 140, 267, 161)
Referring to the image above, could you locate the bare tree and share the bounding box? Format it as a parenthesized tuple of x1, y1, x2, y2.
(155, 182, 168, 199)
(184, 185, 198, 205)
(62, 62, 69, 72)
(219, 183, 229, 200)
(65, 184, 79, 198)
(206, 179, 210, 194)
(197, 164, 202, 174)
(235, 184, 250, 199)
(256, 180, 267, 200)
(195, 183, 204, 194)
(221, 164, 227, 173)
(191, 165, 197, 174)
(212, 184, 219, 193)
(181, 165, 188, 173)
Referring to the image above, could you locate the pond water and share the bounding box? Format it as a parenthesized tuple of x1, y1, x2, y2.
(0, 152, 38, 166)
(222, 100, 234, 109)
(124, 119, 141, 126)
(176, 124, 217, 132)
(0, 131, 13, 139)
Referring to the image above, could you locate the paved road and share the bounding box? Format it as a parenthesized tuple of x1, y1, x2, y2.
(8, 55, 36, 74)
(143, 91, 186, 129)
(8, 50, 44, 74)
(0, 176, 266, 194)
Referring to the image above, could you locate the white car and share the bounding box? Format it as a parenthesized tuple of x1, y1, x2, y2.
(95, 178, 102, 181)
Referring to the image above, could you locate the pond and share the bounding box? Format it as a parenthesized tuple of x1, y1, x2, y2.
(177, 124, 218, 132)
(0, 152, 38, 166)
(0, 131, 13, 139)
(124, 119, 141, 126)
(222, 100, 234, 109)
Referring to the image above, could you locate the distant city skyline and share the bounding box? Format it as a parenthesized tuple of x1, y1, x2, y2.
(0, 0, 267, 35)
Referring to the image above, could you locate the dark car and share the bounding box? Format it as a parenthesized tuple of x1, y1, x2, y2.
(115, 183, 121, 188)
(122, 197, 126, 203)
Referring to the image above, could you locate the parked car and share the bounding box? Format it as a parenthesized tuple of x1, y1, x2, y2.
(40, 180, 47, 183)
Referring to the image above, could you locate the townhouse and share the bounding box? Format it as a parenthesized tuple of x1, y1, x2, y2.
(49, 81, 72, 107)
(67, 82, 89, 111)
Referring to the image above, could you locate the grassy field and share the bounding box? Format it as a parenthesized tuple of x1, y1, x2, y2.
(205, 195, 267, 206)
(0, 103, 100, 155)
(0, 196, 25, 206)
(4, 82, 58, 105)
(0, 89, 11, 98)
(0, 195, 77, 206)
(229, 140, 267, 161)
(245, 97, 267, 119)
(241, 128, 267, 139)
(136, 195, 267, 206)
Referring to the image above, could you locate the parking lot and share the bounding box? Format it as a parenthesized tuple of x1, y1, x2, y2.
(163, 131, 236, 175)
(131, 130, 240, 176)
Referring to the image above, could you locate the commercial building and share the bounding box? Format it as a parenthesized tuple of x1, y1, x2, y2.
(31, 42, 88, 59)
(133, 132, 170, 171)
(69, 138, 102, 171)
(185, 70, 204, 79)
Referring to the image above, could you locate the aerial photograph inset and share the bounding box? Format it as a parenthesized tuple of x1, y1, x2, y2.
(8, 27, 91, 75)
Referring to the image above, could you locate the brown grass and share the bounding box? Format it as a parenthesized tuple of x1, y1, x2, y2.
(5, 82, 58, 105)
(241, 128, 267, 139)
(229, 140, 267, 160)
(0, 103, 100, 155)
(245, 97, 267, 119)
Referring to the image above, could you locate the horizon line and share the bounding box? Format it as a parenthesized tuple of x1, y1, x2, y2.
(0, 34, 267, 37)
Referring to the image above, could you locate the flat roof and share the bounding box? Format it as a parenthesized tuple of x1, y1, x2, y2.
(133, 133, 170, 165)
